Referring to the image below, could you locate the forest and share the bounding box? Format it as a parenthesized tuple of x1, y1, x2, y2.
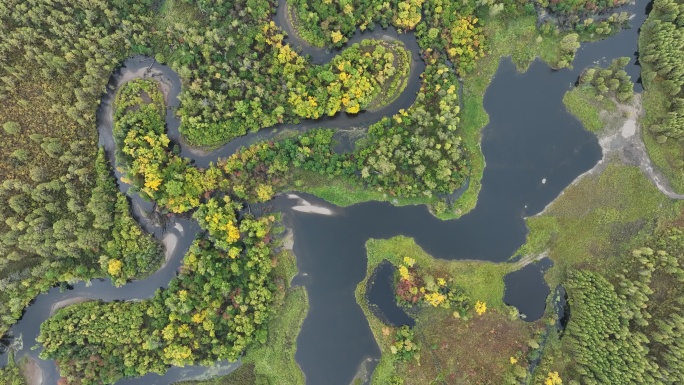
(39, 198, 280, 384)
(529, 225, 684, 385)
(0, 0, 676, 383)
(578, 57, 634, 103)
(640, 0, 684, 190)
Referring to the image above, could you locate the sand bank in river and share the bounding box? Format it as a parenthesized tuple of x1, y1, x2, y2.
(161, 232, 179, 267)
(287, 194, 334, 215)
(20, 356, 43, 385)
(50, 297, 91, 316)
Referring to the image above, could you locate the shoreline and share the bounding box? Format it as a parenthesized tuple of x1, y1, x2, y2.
(50, 297, 91, 316)
(161, 231, 179, 268)
(532, 93, 684, 219)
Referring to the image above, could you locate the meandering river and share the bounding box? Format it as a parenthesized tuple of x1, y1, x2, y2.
(0, 0, 652, 383)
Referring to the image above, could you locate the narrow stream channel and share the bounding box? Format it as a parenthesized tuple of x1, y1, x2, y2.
(0, 0, 651, 384)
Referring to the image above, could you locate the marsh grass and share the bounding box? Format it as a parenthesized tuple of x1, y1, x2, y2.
(520, 161, 677, 287)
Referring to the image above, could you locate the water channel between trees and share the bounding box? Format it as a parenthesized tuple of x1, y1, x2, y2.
(0, 0, 652, 383)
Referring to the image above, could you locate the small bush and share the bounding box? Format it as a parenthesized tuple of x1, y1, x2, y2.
(3, 121, 21, 135)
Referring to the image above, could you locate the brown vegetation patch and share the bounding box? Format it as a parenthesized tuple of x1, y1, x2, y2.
(398, 309, 539, 385)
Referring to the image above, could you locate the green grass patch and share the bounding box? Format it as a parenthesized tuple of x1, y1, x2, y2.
(562, 85, 618, 132)
(288, 170, 457, 217)
(519, 161, 678, 288)
(359, 236, 538, 384)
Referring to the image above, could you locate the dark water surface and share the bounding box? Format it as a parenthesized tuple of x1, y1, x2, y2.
(0, 0, 651, 384)
(366, 262, 415, 327)
(503, 258, 554, 322)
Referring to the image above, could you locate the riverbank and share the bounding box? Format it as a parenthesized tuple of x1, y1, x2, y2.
(286, 14, 578, 221)
(49, 298, 91, 317)
(452, 14, 574, 218)
(520, 95, 681, 289)
(20, 356, 42, 385)
(536, 92, 684, 219)
(0, 2, 656, 384)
